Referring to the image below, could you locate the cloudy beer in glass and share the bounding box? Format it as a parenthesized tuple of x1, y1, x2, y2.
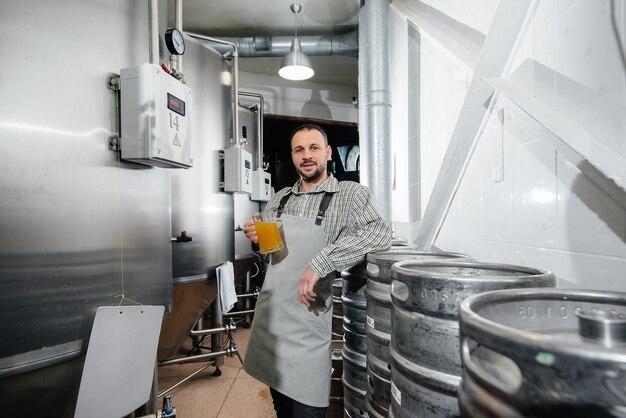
(254, 214, 285, 254)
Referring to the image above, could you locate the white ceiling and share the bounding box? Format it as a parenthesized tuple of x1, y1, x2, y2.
(175, 0, 361, 87)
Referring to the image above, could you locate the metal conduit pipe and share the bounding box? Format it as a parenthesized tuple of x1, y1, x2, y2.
(185, 32, 240, 145)
(173, 0, 183, 73)
(209, 32, 358, 58)
(358, 0, 392, 224)
(189, 323, 236, 337)
(223, 309, 256, 317)
(148, 0, 159, 65)
(158, 361, 214, 398)
(158, 348, 236, 366)
(239, 91, 265, 169)
(236, 291, 259, 299)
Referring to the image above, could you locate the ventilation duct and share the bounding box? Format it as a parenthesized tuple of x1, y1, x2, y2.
(358, 0, 392, 224)
(208, 32, 358, 58)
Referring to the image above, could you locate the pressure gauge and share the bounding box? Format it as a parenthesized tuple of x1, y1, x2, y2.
(165, 27, 185, 55)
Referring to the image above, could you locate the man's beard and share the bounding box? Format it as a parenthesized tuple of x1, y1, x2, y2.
(298, 161, 327, 183)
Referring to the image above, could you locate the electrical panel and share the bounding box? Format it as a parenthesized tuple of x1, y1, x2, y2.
(251, 169, 272, 201)
(223, 146, 252, 193)
(120, 63, 193, 168)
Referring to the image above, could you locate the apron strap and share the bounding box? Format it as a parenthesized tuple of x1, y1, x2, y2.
(276, 193, 292, 218)
(315, 192, 334, 225)
(276, 191, 334, 226)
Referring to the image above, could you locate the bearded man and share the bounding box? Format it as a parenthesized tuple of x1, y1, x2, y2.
(242, 123, 391, 418)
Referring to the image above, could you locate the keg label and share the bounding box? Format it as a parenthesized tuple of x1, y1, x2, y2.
(518, 306, 537, 318)
(367, 315, 375, 328)
(419, 288, 472, 306)
(391, 380, 401, 405)
(518, 305, 578, 319)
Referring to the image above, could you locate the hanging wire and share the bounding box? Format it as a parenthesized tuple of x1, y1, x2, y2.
(294, 7, 298, 39)
(291, 3, 302, 40)
(111, 80, 143, 307)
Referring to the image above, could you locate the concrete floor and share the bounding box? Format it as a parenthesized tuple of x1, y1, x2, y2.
(157, 327, 277, 418)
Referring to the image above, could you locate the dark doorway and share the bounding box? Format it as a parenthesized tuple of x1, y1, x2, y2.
(263, 115, 360, 191)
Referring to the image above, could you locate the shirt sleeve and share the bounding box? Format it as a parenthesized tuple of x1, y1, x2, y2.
(309, 184, 392, 277)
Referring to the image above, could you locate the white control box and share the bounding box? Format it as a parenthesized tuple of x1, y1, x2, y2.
(251, 169, 272, 201)
(120, 63, 193, 168)
(223, 146, 252, 193)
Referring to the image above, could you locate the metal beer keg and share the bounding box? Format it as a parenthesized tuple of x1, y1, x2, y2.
(343, 345, 368, 417)
(327, 340, 344, 418)
(390, 237, 414, 248)
(332, 277, 344, 341)
(389, 260, 555, 417)
(341, 261, 369, 417)
(342, 262, 368, 354)
(458, 288, 626, 418)
(365, 250, 470, 415)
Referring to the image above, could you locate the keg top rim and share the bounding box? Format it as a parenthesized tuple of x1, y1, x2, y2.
(368, 249, 469, 263)
(459, 288, 626, 357)
(391, 259, 553, 280)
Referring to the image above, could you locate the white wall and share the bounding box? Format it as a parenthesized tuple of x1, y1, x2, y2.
(391, 0, 626, 292)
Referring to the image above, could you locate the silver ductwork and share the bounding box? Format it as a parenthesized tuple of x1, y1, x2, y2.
(359, 0, 392, 224)
(208, 32, 358, 58)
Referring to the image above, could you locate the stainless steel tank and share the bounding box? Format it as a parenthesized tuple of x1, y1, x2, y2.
(165, 37, 240, 369)
(389, 260, 556, 418)
(365, 250, 470, 416)
(0, 2, 242, 414)
(458, 288, 626, 418)
(0, 1, 175, 416)
(170, 36, 235, 278)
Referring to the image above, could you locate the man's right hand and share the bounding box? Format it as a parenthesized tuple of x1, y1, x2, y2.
(243, 218, 258, 244)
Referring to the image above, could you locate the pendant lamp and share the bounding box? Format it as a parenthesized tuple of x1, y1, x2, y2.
(279, 3, 314, 81)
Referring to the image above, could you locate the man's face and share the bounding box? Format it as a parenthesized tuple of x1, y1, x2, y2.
(291, 129, 332, 183)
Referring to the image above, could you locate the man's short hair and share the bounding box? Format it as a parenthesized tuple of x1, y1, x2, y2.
(290, 123, 329, 148)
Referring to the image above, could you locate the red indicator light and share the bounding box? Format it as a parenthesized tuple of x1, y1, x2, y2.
(167, 93, 186, 116)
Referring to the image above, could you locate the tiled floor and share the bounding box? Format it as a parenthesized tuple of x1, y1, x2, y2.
(157, 327, 277, 418)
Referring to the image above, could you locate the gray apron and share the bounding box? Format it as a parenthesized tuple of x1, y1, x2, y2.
(243, 203, 335, 408)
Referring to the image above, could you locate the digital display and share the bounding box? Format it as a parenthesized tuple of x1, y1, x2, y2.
(245, 160, 251, 169)
(264, 178, 270, 184)
(167, 93, 185, 116)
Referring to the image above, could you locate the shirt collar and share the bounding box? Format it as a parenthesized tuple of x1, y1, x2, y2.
(290, 173, 339, 195)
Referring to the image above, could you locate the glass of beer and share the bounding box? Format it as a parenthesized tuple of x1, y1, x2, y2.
(254, 213, 285, 254)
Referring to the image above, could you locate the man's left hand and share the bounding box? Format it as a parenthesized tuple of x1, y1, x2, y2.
(298, 266, 320, 307)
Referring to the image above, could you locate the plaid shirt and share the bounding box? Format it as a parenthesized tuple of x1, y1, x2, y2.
(264, 174, 392, 278)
